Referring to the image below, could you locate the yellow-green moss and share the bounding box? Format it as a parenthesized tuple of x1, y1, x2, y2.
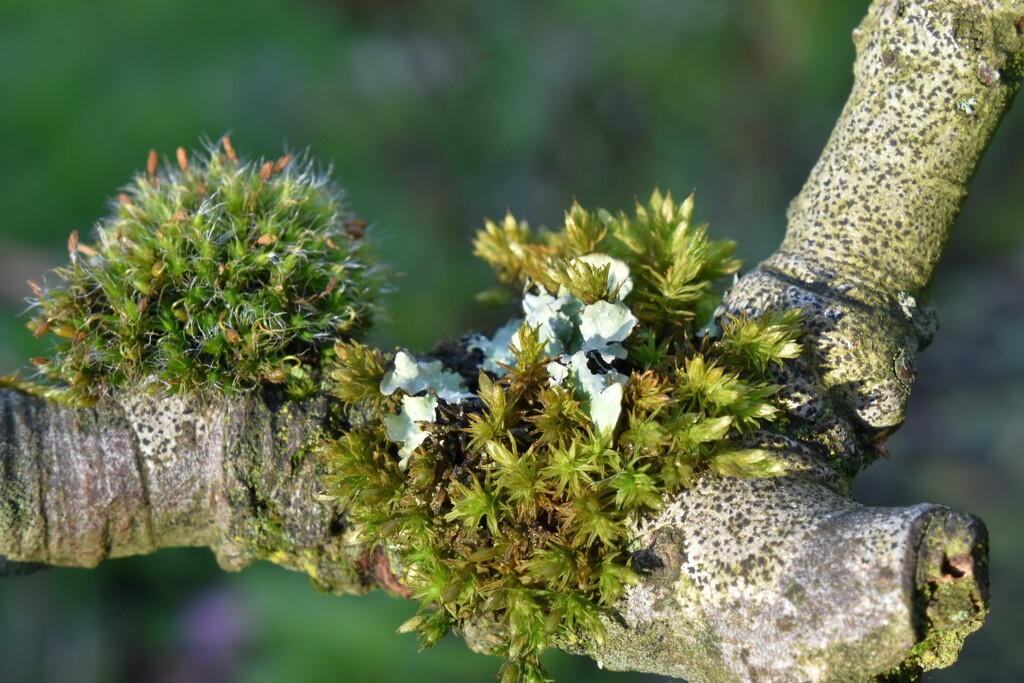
(322, 191, 804, 683)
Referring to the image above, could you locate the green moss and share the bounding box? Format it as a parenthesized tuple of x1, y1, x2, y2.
(21, 146, 805, 681)
(27, 138, 382, 404)
(322, 191, 804, 683)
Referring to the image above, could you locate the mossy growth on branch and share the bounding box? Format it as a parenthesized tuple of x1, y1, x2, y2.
(322, 191, 803, 683)
(26, 137, 382, 403)
(21, 144, 803, 682)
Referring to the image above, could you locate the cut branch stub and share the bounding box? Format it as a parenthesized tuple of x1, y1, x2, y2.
(589, 467, 989, 682)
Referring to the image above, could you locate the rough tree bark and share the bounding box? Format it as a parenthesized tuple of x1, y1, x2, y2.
(1, 0, 1021, 681)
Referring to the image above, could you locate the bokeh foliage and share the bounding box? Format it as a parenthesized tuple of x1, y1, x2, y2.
(1, 1, 1022, 682)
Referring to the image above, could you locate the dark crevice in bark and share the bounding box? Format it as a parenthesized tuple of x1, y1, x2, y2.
(0, 556, 48, 576)
(30, 401, 48, 562)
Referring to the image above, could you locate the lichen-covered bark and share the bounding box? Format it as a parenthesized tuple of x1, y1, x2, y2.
(591, 0, 1017, 679)
(0, 388, 367, 594)
(0, 1, 1019, 682)
(0, 388, 991, 682)
(586, 451, 988, 682)
(726, 0, 1024, 451)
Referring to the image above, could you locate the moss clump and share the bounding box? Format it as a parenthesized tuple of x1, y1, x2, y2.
(322, 191, 803, 682)
(27, 138, 381, 403)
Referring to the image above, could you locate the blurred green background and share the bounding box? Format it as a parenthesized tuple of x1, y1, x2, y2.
(1, 0, 1022, 681)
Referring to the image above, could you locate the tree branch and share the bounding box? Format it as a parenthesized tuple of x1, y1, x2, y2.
(1, 1, 1021, 681)
(0, 388, 366, 593)
(726, 0, 1024, 445)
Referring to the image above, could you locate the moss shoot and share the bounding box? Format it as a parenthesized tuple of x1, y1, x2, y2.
(27, 138, 381, 403)
(322, 191, 803, 683)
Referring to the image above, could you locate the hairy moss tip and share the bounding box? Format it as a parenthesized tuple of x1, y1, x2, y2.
(27, 137, 385, 402)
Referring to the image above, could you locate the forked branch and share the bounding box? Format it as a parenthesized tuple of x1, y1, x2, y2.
(1, 1, 1021, 681)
